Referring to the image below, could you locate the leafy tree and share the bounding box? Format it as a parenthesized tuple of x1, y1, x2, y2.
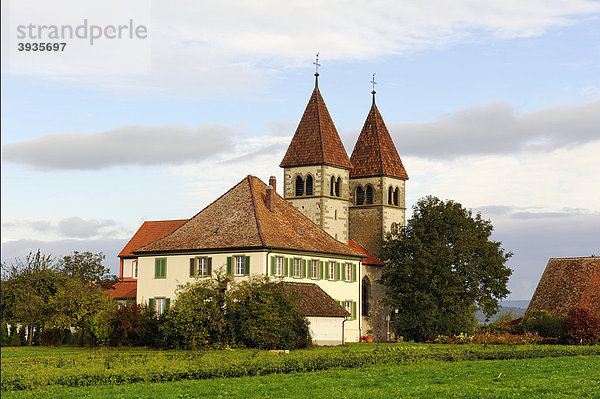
(381, 196, 512, 342)
(561, 307, 599, 345)
(520, 309, 564, 338)
(110, 303, 158, 347)
(1, 250, 62, 345)
(160, 272, 231, 349)
(228, 277, 311, 350)
(50, 278, 117, 346)
(59, 251, 116, 283)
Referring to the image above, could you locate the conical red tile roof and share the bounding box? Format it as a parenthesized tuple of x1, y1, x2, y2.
(280, 82, 351, 169)
(135, 175, 363, 258)
(350, 99, 408, 179)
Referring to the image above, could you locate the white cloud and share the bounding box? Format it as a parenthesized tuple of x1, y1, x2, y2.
(2, 216, 132, 241)
(3, 0, 599, 94)
(2, 124, 237, 170)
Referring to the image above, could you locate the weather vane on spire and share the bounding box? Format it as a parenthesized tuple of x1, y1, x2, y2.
(370, 73, 377, 93)
(314, 52, 320, 76)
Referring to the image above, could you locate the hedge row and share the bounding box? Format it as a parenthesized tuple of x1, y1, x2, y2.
(3, 344, 600, 391)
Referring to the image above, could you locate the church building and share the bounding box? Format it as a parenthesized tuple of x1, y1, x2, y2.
(114, 69, 409, 344)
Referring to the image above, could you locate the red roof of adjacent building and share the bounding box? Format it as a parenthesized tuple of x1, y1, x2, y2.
(105, 280, 137, 300)
(119, 219, 188, 257)
(282, 282, 349, 317)
(350, 97, 408, 179)
(280, 79, 352, 169)
(136, 175, 364, 259)
(349, 239, 384, 266)
(527, 257, 600, 320)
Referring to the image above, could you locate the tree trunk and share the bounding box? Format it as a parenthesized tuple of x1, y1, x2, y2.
(27, 323, 33, 346)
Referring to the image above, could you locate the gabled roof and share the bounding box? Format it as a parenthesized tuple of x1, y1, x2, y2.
(281, 282, 349, 317)
(105, 280, 137, 300)
(349, 239, 384, 266)
(280, 80, 351, 169)
(527, 257, 600, 320)
(135, 175, 364, 259)
(119, 219, 188, 257)
(350, 97, 408, 179)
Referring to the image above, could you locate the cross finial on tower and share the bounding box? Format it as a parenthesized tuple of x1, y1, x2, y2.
(370, 73, 377, 104)
(313, 52, 321, 88)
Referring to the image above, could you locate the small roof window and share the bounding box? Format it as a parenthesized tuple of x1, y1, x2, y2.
(297, 229, 303, 236)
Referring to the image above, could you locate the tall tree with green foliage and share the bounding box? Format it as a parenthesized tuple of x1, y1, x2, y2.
(381, 196, 512, 342)
(1, 250, 62, 345)
(59, 251, 116, 283)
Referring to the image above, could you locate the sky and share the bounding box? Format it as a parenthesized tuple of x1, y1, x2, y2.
(2, 0, 599, 300)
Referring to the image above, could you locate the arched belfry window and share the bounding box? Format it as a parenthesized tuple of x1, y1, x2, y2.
(388, 186, 393, 205)
(295, 176, 304, 196)
(335, 177, 341, 197)
(305, 175, 314, 195)
(393, 187, 399, 206)
(330, 176, 335, 196)
(356, 186, 364, 205)
(362, 276, 371, 316)
(366, 185, 374, 205)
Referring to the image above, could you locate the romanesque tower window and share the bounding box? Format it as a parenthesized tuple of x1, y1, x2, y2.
(356, 186, 364, 205)
(330, 176, 335, 196)
(305, 175, 314, 195)
(366, 185, 374, 205)
(388, 186, 393, 205)
(335, 177, 341, 197)
(393, 187, 399, 206)
(362, 276, 371, 316)
(295, 175, 304, 196)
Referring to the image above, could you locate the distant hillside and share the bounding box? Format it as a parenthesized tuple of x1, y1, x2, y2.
(476, 300, 530, 324)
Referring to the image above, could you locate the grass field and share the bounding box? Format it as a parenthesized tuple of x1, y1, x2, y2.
(2, 344, 599, 398)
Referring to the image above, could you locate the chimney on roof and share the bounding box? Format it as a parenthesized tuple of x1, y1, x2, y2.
(269, 176, 276, 192)
(266, 184, 274, 211)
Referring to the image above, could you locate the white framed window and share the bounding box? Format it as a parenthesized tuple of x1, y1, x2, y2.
(198, 257, 209, 277)
(345, 300, 352, 315)
(133, 260, 138, 278)
(156, 298, 166, 316)
(311, 260, 319, 279)
(345, 263, 352, 282)
(275, 256, 283, 276)
(235, 256, 245, 276)
(294, 258, 302, 278)
(329, 261, 336, 280)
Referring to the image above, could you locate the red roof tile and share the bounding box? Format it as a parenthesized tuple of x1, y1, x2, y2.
(281, 282, 349, 317)
(350, 100, 408, 179)
(119, 219, 188, 257)
(280, 82, 351, 169)
(105, 280, 137, 300)
(136, 176, 364, 259)
(527, 257, 600, 320)
(349, 239, 384, 266)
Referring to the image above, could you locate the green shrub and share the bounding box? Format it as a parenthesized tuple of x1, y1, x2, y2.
(0, 323, 8, 346)
(228, 277, 311, 350)
(561, 307, 599, 345)
(8, 325, 20, 346)
(521, 309, 564, 338)
(40, 328, 64, 346)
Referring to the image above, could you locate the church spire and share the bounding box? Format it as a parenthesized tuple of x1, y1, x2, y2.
(314, 52, 320, 89)
(370, 73, 377, 106)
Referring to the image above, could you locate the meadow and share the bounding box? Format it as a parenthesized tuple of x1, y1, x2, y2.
(2, 344, 599, 398)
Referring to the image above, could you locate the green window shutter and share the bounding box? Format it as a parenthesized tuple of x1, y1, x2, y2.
(353, 264, 357, 282)
(226, 257, 232, 274)
(165, 298, 171, 311)
(155, 259, 166, 278)
(245, 256, 250, 275)
(163, 260, 167, 278)
(352, 301, 357, 320)
(148, 298, 155, 311)
(154, 259, 160, 278)
(336, 262, 341, 281)
(302, 259, 307, 278)
(207, 258, 212, 276)
(287, 258, 292, 277)
(341, 263, 346, 281)
(190, 258, 195, 277)
(320, 261, 324, 280)
(270, 256, 276, 275)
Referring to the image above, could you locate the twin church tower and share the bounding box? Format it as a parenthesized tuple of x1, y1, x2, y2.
(280, 72, 409, 260)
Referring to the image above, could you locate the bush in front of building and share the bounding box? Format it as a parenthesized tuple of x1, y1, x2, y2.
(561, 307, 599, 345)
(227, 277, 311, 350)
(110, 303, 159, 347)
(520, 309, 564, 338)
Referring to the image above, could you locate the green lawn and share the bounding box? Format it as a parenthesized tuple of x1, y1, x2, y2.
(3, 355, 599, 398)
